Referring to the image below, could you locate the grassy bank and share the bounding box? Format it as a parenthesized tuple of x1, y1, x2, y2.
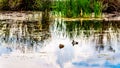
(0, 0, 120, 18)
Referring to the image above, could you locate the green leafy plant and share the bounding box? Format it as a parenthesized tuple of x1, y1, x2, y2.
(77, 0, 92, 17)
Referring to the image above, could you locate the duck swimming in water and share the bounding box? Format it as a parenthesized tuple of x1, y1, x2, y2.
(72, 40, 78, 46)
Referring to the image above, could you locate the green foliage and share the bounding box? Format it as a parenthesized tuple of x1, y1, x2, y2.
(1, 0, 119, 17)
(20, 0, 34, 10)
(0, 0, 3, 8)
(94, 1, 103, 17)
(33, 0, 52, 11)
(77, 0, 92, 17)
(53, 0, 94, 18)
(52, 0, 80, 18)
(53, 0, 103, 18)
(0, 0, 9, 10)
(8, 0, 22, 10)
(33, 0, 42, 10)
(41, 0, 51, 11)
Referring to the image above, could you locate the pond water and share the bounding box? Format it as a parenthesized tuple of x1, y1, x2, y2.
(0, 17, 120, 68)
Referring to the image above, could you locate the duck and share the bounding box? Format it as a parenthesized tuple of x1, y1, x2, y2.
(72, 40, 78, 46)
(59, 44, 64, 49)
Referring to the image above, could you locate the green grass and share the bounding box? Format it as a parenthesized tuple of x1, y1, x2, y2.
(52, 0, 104, 18)
(94, 1, 103, 17)
(52, 0, 92, 18)
(77, 0, 92, 17)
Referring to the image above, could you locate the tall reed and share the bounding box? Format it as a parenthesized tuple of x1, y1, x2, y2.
(94, 1, 103, 17)
(77, 0, 92, 17)
(53, 0, 92, 18)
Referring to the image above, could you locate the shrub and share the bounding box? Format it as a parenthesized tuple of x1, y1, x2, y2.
(8, 0, 22, 10)
(0, 0, 9, 10)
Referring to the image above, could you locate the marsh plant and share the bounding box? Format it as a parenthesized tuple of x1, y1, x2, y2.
(77, 0, 92, 17)
(93, 1, 103, 17)
(52, 0, 80, 18)
(52, 0, 103, 18)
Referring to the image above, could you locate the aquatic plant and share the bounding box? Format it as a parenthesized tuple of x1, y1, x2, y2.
(33, 0, 42, 10)
(0, 0, 5, 8)
(53, 0, 93, 18)
(93, 1, 103, 17)
(52, 0, 78, 17)
(77, 0, 92, 17)
(69, 0, 79, 17)
(8, 0, 22, 10)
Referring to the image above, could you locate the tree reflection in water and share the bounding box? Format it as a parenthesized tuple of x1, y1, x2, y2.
(0, 18, 120, 68)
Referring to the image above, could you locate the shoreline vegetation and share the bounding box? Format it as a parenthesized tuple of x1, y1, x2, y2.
(0, 0, 120, 19)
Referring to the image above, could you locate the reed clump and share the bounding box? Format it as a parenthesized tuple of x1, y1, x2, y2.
(53, 0, 104, 18)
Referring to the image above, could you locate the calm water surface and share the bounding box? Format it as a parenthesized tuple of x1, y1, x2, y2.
(0, 17, 120, 68)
